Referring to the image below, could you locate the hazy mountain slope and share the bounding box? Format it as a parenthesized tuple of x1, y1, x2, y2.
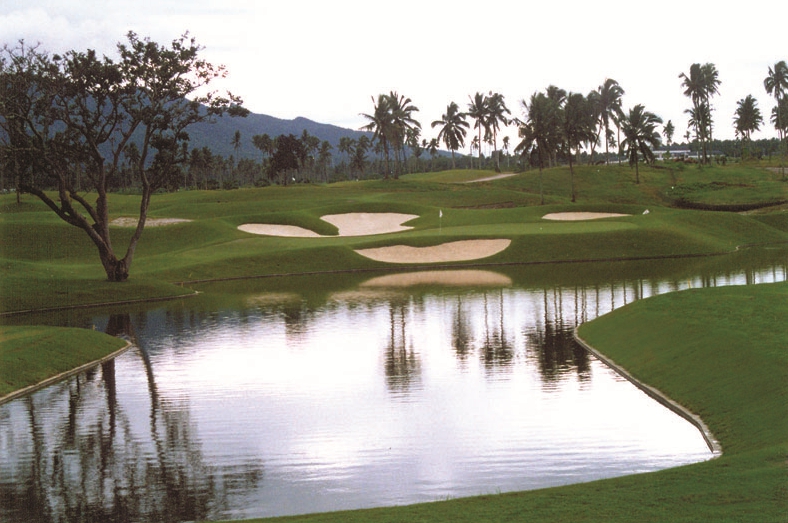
(187, 111, 371, 159)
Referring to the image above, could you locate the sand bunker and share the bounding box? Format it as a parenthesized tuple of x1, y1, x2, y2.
(238, 224, 321, 237)
(360, 270, 512, 287)
(111, 217, 192, 227)
(355, 239, 511, 264)
(322, 213, 418, 236)
(542, 212, 630, 221)
(238, 213, 418, 237)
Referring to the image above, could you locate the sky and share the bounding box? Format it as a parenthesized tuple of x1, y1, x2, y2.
(1, 0, 786, 152)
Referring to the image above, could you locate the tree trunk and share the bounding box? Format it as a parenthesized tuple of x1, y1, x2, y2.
(100, 253, 130, 282)
(569, 151, 576, 202)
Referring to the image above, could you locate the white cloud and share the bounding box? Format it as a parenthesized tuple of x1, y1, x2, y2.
(2, 0, 785, 142)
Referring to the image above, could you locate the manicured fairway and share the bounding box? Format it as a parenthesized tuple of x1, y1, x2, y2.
(2, 164, 786, 314)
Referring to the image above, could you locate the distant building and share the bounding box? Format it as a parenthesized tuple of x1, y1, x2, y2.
(654, 149, 692, 160)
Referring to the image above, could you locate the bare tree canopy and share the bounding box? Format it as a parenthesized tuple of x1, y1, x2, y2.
(0, 32, 248, 281)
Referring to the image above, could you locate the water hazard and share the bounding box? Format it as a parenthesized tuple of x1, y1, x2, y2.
(1, 250, 785, 522)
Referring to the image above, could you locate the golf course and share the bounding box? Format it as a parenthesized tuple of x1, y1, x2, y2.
(1, 162, 787, 522)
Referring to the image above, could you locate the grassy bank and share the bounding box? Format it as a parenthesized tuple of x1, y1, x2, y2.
(224, 282, 786, 523)
(0, 325, 128, 400)
(2, 163, 786, 314)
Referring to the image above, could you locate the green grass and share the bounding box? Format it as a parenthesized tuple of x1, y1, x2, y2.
(0, 325, 128, 398)
(1, 163, 787, 521)
(2, 164, 787, 313)
(221, 283, 787, 523)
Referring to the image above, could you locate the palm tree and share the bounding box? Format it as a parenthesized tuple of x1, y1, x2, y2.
(467, 92, 487, 169)
(701, 63, 721, 149)
(431, 101, 469, 169)
(596, 79, 625, 164)
(620, 104, 663, 184)
(427, 138, 439, 171)
(733, 95, 763, 144)
(231, 130, 242, 179)
(517, 92, 559, 204)
(764, 60, 788, 177)
(486, 92, 510, 172)
(772, 98, 788, 141)
(680, 63, 721, 164)
(251, 133, 273, 178)
(317, 140, 332, 180)
(386, 91, 420, 178)
(337, 136, 356, 168)
(663, 120, 675, 151)
(679, 63, 705, 162)
(405, 126, 421, 173)
(360, 94, 394, 178)
(764, 61, 788, 139)
(231, 130, 242, 155)
(543, 85, 566, 167)
(351, 140, 367, 177)
(561, 92, 596, 202)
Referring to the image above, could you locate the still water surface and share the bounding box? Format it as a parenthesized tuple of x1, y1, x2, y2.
(1, 252, 785, 522)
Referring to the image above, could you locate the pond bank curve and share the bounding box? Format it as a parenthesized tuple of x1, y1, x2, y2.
(573, 328, 721, 455)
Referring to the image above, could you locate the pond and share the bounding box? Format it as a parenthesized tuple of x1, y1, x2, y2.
(1, 249, 786, 522)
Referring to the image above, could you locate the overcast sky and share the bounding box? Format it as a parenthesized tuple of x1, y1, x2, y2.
(2, 0, 785, 150)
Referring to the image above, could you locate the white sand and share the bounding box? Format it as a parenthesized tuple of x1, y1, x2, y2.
(355, 239, 511, 264)
(237, 224, 321, 237)
(321, 213, 418, 236)
(111, 217, 192, 227)
(238, 213, 418, 237)
(542, 212, 630, 221)
(360, 270, 512, 287)
(238, 213, 512, 263)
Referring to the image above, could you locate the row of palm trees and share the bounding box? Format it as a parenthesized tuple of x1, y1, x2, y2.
(733, 61, 788, 156)
(679, 63, 721, 164)
(362, 61, 787, 183)
(513, 82, 661, 202)
(359, 92, 421, 178)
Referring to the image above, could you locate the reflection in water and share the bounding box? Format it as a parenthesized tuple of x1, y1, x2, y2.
(1, 255, 785, 522)
(0, 315, 263, 523)
(384, 299, 422, 396)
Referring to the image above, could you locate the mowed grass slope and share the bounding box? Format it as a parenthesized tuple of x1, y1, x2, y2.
(224, 282, 787, 523)
(0, 325, 128, 399)
(1, 163, 787, 313)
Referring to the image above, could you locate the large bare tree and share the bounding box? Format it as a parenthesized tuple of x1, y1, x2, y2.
(0, 32, 247, 281)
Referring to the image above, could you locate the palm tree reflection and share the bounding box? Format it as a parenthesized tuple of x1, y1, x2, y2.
(479, 290, 515, 371)
(384, 299, 422, 397)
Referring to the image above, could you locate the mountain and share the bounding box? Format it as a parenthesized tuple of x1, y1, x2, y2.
(186, 111, 372, 160)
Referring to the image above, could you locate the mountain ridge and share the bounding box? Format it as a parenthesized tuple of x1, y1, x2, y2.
(187, 110, 371, 160)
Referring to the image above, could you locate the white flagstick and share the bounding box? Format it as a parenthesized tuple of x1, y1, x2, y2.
(439, 209, 442, 234)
